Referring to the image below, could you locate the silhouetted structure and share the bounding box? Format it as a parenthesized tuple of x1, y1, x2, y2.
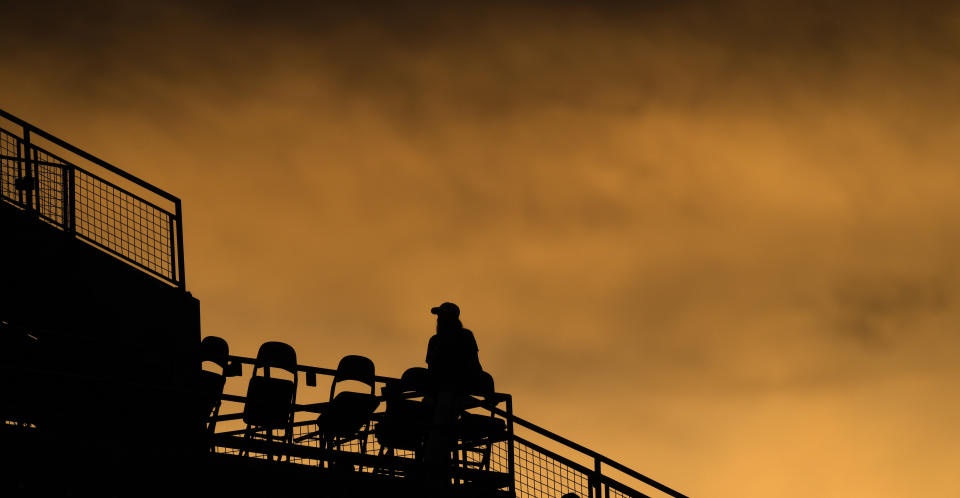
(0, 109, 688, 498)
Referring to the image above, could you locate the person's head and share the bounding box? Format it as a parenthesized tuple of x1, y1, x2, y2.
(431, 302, 461, 332)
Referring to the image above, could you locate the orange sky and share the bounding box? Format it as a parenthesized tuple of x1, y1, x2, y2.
(3, 2, 959, 496)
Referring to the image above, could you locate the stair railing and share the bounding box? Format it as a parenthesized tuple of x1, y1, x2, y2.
(0, 109, 185, 288)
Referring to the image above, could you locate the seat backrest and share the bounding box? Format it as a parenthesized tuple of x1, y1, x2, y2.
(399, 366, 430, 393)
(243, 376, 298, 428)
(243, 341, 298, 428)
(381, 366, 429, 410)
(377, 367, 429, 450)
(330, 355, 375, 399)
(201, 336, 230, 372)
(254, 341, 298, 379)
(200, 337, 230, 432)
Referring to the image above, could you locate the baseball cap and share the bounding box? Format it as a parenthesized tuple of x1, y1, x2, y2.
(430, 302, 460, 318)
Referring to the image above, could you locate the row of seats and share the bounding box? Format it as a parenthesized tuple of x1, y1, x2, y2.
(200, 336, 506, 470)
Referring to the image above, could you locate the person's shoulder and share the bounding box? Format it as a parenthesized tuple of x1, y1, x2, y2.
(460, 328, 479, 348)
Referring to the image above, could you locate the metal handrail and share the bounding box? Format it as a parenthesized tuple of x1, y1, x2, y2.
(490, 404, 689, 498)
(0, 109, 179, 202)
(212, 354, 517, 495)
(211, 354, 687, 498)
(223, 354, 397, 384)
(0, 109, 186, 288)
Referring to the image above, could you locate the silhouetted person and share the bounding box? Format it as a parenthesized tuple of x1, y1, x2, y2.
(422, 302, 485, 490)
(425, 302, 483, 389)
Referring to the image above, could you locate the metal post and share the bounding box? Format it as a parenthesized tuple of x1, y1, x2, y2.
(60, 163, 69, 229)
(21, 128, 33, 211)
(15, 139, 23, 206)
(506, 395, 515, 498)
(67, 166, 76, 233)
(168, 216, 177, 282)
(595, 457, 603, 498)
(175, 199, 186, 289)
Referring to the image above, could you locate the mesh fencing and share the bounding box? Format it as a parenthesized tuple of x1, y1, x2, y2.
(34, 148, 66, 226)
(211, 410, 663, 498)
(74, 167, 175, 280)
(214, 419, 407, 471)
(489, 438, 657, 498)
(214, 413, 506, 481)
(1, 128, 21, 205)
(0, 124, 180, 285)
(504, 439, 592, 498)
(609, 484, 644, 498)
(204, 361, 669, 498)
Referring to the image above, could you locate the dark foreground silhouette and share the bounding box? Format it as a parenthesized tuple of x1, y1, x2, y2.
(200, 302, 507, 494)
(1, 108, 688, 498)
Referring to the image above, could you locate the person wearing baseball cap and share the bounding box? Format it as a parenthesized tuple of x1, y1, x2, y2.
(422, 302, 486, 490)
(425, 302, 482, 387)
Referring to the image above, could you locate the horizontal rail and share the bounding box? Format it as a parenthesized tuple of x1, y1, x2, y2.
(0, 109, 180, 203)
(222, 355, 510, 411)
(0, 110, 186, 288)
(513, 434, 594, 477)
(72, 162, 175, 216)
(491, 407, 689, 498)
(513, 435, 654, 498)
(212, 353, 686, 498)
(224, 354, 398, 385)
(212, 433, 415, 471)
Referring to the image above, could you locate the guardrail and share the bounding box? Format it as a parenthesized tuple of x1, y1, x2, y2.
(212, 355, 514, 494)
(499, 411, 689, 498)
(0, 109, 185, 288)
(210, 354, 688, 498)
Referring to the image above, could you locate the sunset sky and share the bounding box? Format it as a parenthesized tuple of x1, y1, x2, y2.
(3, 2, 959, 496)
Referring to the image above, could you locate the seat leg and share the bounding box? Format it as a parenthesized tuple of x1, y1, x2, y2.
(241, 426, 251, 457)
(481, 444, 492, 470)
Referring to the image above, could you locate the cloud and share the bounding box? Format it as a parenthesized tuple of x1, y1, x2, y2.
(3, 2, 959, 497)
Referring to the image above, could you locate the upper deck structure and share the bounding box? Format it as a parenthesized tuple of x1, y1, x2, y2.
(0, 109, 688, 498)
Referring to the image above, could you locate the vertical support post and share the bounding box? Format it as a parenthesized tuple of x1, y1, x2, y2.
(506, 394, 515, 498)
(60, 162, 69, 229)
(21, 128, 34, 211)
(67, 166, 76, 233)
(175, 199, 186, 289)
(168, 215, 177, 283)
(15, 139, 23, 206)
(594, 457, 603, 498)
